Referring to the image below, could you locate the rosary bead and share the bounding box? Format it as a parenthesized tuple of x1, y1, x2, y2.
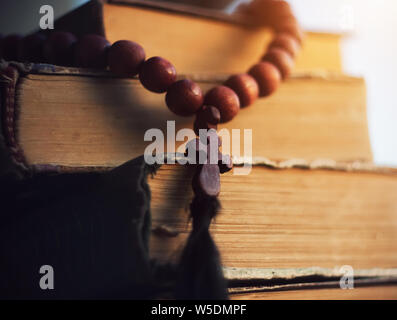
(204, 86, 240, 123)
(248, 62, 281, 97)
(238, 0, 294, 27)
(73, 34, 110, 68)
(261, 47, 294, 79)
(165, 79, 203, 117)
(202, 105, 221, 125)
(276, 22, 304, 44)
(193, 105, 221, 135)
(139, 56, 177, 93)
(19, 33, 46, 62)
(107, 40, 145, 77)
(264, 0, 294, 25)
(2, 34, 23, 61)
(269, 33, 300, 58)
(42, 31, 77, 66)
(224, 73, 259, 108)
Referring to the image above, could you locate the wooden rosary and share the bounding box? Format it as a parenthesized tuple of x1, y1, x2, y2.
(0, 0, 302, 298)
(0, 0, 302, 196)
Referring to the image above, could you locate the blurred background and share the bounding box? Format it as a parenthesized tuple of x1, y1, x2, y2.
(290, 0, 397, 167)
(0, 0, 396, 166)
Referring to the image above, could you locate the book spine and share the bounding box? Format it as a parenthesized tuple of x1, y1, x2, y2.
(0, 63, 28, 171)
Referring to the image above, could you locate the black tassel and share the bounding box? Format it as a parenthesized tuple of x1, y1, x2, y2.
(175, 194, 228, 300)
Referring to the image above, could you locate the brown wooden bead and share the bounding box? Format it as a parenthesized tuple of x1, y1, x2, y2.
(193, 105, 221, 136)
(204, 86, 240, 123)
(262, 47, 294, 79)
(224, 73, 259, 108)
(108, 40, 145, 77)
(201, 105, 221, 126)
(276, 22, 304, 44)
(73, 34, 110, 68)
(248, 62, 281, 97)
(265, 0, 294, 25)
(139, 56, 177, 93)
(237, 0, 293, 26)
(42, 32, 77, 66)
(2, 34, 23, 61)
(269, 32, 300, 58)
(165, 79, 203, 117)
(19, 33, 46, 62)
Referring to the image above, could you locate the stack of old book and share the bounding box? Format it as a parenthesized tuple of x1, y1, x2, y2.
(3, 1, 397, 299)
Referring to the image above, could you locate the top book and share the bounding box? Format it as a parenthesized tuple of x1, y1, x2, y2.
(102, 0, 343, 74)
(51, 0, 343, 74)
